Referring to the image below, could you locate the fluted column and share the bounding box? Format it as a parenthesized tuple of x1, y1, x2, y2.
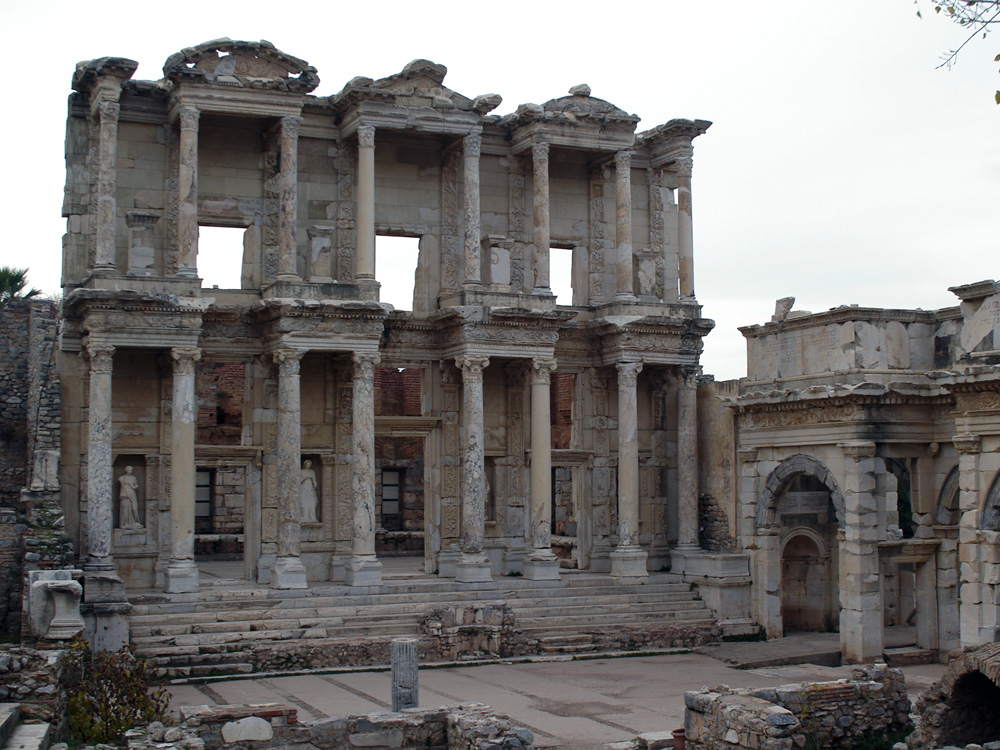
(177, 107, 200, 277)
(346, 351, 383, 587)
(525, 357, 560, 580)
(272, 349, 308, 589)
(677, 367, 700, 549)
(94, 102, 121, 273)
(615, 149, 635, 300)
(455, 356, 493, 583)
(611, 360, 647, 582)
(85, 343, 115, 571)
(277, 116, 303, 281)
(356, 125, 376, 282)
(676, 156, 695, 298)
(164, 347, 201, 593)
(463, 132, 483, 288)
(531, 142, 551, 294)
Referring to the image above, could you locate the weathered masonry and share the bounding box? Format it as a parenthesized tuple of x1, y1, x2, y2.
(59, 40, 713, 608)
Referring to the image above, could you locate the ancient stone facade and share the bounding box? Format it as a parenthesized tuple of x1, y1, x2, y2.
(58, 40, 713, 597)
(699, 280, 1000, 662)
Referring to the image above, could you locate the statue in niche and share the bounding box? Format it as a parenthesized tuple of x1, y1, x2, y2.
(117, 466, 143, 530)
(301, 460, 319, 523)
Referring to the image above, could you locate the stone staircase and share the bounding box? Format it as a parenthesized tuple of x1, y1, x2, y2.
(128, 571, 716, 677)
(0, 704, 51, 750)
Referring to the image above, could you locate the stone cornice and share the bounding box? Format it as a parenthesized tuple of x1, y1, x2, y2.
(739, 305, 958, 338)
(727, 380, 953, 413)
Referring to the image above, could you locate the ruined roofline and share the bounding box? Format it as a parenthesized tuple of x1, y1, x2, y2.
(738, 303, 960, 338)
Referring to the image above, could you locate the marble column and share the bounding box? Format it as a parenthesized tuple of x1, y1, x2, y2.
(838, 440, 883, 663)
(277, 116, 303, 281)
(272, 349, 308, 589)
(677, 367, 700, 549)
(85, 343, 115, 571)
(94, 101, 121, 273)
(455, 356, 493, 583)
(525, 357, 560, 581)
(676, 156, 695, 298)
(611, 360, 647, 581)
(955, 433, 984, 647)
(463, 132, 483, 288)
(355, 125, 376, 282)
(176, 107, 200, 278)
(346, 351, 383, 587)
(614, 149, 636, 300)
(164, 347, 201, 593)
(531, 142, 551, 295)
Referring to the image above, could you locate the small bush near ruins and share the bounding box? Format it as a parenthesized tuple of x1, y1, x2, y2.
(64, 641, 169, 746)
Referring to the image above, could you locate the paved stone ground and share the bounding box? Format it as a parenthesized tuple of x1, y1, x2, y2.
(167, 644, 946, 750)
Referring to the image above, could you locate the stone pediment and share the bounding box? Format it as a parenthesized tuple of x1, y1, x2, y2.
(162, 39, 319, 93)
(503, 85, 640, 129)
(72, 57, 139, 93)
(333, 59, 496, 114)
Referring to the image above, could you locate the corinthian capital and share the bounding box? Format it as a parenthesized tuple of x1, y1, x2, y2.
(358, 125, 376, 148)
(615, 149, 634, 172)
(178, 107, 200, 131)
(98, 101, 120, 123)
(280, 115, 303, 140)
(273, 348, 304, 376)
(455, 356, 490, 381)
(531, 357, 557, 385)
(86, 343, 115, 374)
(532, 141, 549, 166)
(616, 361, 643, 388)
(353, 351, 381, 379)
(463, 132, 482, 158)
(171, 347, 202, 375)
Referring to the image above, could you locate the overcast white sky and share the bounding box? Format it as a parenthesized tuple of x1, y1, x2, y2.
(1, 1, 996, 379)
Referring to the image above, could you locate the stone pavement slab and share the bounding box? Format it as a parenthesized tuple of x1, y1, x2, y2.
(167, 651, 948, 750)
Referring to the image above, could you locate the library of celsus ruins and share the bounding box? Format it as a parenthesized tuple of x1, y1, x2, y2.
(3, 38, 999, 674)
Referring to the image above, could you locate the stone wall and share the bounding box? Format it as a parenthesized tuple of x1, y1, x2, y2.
(125, 702, 532, 750)
(0, 647, 67, 734)
(685, 664, 911, 750)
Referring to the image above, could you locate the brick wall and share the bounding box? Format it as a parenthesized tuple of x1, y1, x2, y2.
(550, 372, 573, 450)
(375, 367, 421, 416)
(197, 361, 245, 445)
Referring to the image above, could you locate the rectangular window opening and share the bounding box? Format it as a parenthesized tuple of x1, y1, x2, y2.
(195, 468, 214, 534)
(376, 235, 419, 311)
(380, 468, 403, 531)
(198, 225, 245, 290)
(550, 246, 573, 306)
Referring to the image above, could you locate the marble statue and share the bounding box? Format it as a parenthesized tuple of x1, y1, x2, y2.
(301, 460, 319, 523)
(117, 465, 143, 529)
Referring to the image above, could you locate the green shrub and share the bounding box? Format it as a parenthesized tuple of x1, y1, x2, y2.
(64, 641, 169, 746)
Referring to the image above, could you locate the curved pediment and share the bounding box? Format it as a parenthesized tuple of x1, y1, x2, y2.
(163, 39, 319, 93)
(334, 58, 492, 113)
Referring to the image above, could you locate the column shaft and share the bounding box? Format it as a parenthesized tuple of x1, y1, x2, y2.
(455, 356, 492, 582)
(346, 351, 383, 586)
(273, 349, 307, 589)
(277, 116, 303, 280)
(94, 102, 120, 272)
(677, 369, 700, 548)
(463, 133, 483, 287)
(611, 361, 647, 581)
(355, 126, 376, 281)
(677, 156, 695, 297)
(531, 142, 550, 293)
(526, 358, 559, 580)
(85, 344, 115, 569)
(164, 347, 200, 593)
(177, 107, 199, 277)
(615, 150, 635, 299)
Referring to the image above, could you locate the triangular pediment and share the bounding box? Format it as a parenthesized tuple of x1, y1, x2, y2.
(163, 39, 319, 93)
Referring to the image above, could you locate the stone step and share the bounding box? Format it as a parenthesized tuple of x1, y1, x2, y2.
(519, 617, 718, 637)
(4, 723, 50, 750)
(0, 705, 20, 750)
(517, 609, 711, 629)
(509, 601, 708, 619)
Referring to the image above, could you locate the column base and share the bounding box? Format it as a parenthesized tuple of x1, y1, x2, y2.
(610, 545, 648, 583)
(345, 555, 383, 587)
(523, 554, 561, 581)
(82, 568, 127, 603)
(437, 548, 462, 578)
(271, 556, 308, 590)
(164, 560, 200, 594)
(456, 553, 493, 583)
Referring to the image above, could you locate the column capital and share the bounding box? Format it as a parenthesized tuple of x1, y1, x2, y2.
(98, 100, 120, 122)
(532, 140, 550, 164)
(85, 343, 115, 373)
(839, 440, 877, 459)
(273, 348, 304, 374)
(679, 366, 700, 388)
(456, 356, 490, 381)
(358, 125, 376, 148)
(614, 149, 634, 170)
(170, 346, 201, 374)
(463, 132, 482, 157)
(953, 433, 982, 455)
(616, 360, 643, 387)
(280, 115, 303, 138)
(674, 155, 693, 178)
(353, 350, 381, 377)
(178, 107, 200, 130)
(531, 357, 557, 384)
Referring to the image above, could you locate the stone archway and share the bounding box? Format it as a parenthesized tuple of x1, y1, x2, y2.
(916, 642, 1000, 747)
(780, 530, 832, 632)
(757, 454, 844, 528)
